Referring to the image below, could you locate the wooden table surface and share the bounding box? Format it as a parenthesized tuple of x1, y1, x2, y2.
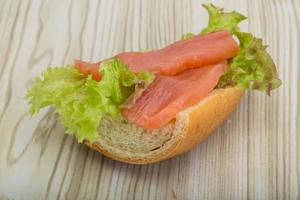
(0, 0, 299, 199)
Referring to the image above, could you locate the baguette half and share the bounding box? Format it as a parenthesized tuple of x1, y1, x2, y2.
(86, 87, 244, 164)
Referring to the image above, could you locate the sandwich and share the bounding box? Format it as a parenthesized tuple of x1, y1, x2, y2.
(26, 4, 281, 164)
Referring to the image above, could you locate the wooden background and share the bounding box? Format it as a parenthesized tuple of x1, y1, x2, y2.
(0, 0, 299, 199)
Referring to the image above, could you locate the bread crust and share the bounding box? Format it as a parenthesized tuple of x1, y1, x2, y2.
(87, 87, 244, 164)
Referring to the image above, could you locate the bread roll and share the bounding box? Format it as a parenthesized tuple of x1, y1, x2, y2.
(86, 87, 244, 164)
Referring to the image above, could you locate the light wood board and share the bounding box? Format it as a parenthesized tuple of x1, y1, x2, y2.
(0, 0, 299, 199)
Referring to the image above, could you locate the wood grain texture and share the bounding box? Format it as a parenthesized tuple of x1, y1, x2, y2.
(0, 0, 299, 199)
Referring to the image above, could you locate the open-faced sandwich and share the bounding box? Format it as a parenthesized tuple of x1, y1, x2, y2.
(26, 4, 281, 164)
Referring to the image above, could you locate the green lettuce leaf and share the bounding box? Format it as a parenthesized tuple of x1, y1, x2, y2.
(26, 58, 154, 142)
(181, 32, 195, 40)
(201, 3, 247, 34)
(200, 3, 281, 93)
(217, 33, 282, 94)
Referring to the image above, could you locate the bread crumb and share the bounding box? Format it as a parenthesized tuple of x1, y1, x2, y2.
(171, 189, 177, 200)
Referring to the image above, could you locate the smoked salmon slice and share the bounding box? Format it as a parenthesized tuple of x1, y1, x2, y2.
(75, 31, 238, 79)
(118, 31, 238, 75)
(74, 60, 101, 81)
(122, 62, 227, 129)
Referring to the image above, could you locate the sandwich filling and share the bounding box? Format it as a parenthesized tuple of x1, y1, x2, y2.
(26, 4, 281, 143)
